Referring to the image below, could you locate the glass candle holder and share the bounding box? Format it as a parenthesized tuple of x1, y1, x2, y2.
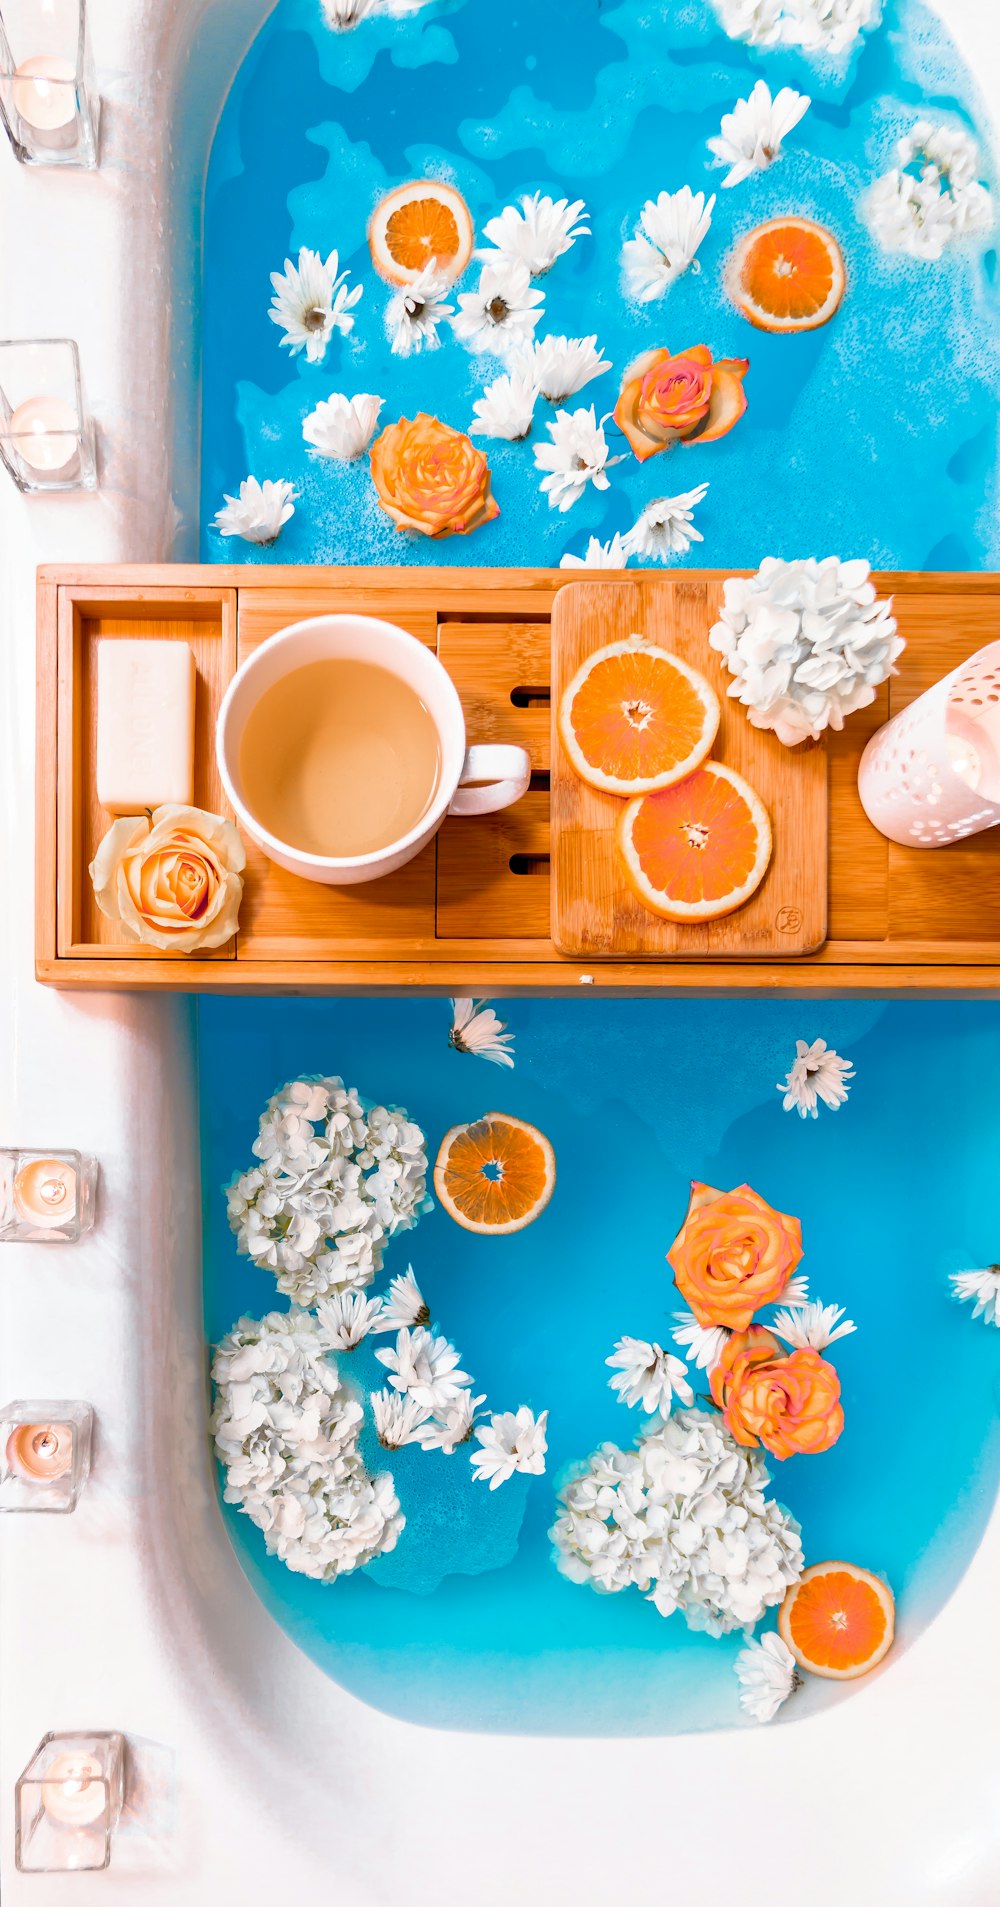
(858, 640, 1000, 846)
(0, 340, 97, 494)
(0, 1147, 97, 1241)
(0, 0, 99, 167)
(15, 1732, 124, 1872)
(0, 1401, 93, 1512)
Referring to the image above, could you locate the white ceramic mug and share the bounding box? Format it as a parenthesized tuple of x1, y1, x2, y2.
(216, 613, 531, 885)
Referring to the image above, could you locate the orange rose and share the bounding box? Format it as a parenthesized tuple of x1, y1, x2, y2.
(710, 1328, 844, 1459)
(667, 1181, 802, 1329)
(370, 412, 500, 537)
(614, 345, 748, 460)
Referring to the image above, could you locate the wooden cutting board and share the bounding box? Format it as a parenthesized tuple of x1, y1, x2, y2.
(550, 577, 828, 959)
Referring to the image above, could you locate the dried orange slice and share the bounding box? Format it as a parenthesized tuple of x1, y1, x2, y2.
(368, 180, 474, 286)
(558, 637, 720, 797)
(434, 1112, 555, 1235)
(618, 761, 772, 922)
(779, 1562, 895, 1681)
(726, 217, 846, 333)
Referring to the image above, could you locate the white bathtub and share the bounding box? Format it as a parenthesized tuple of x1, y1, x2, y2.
(2, 3, 999, 1898)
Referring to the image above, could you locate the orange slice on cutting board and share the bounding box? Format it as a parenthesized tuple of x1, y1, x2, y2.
(617, 760, 772, 921)
(726, 217, 846, 333)
(368, 180, 474, 286)
(558, 637, 720, 797)
(779, 1561, 896, 1681)
(434, 1112, 555, 1235)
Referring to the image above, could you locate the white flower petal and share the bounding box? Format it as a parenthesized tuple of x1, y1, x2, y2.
(212, 476, 297, 546)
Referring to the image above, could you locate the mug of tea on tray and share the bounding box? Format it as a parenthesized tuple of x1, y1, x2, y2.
(216, 614, 532, 885)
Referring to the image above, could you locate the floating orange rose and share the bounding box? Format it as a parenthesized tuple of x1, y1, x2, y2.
(614, 345, 748, 460)
(710, 1327, 844, 1459)
(667, 1181, 802, 1330)
(370, 411, 500, 538)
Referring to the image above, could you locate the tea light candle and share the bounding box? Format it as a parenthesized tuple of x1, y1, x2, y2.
(5, 1422, 74, 1483)
(40, 1754, 107, 1828)
(12, 56, 77, 134)
(12, 1157, 77, 1227)
(8, 396, 79, 475)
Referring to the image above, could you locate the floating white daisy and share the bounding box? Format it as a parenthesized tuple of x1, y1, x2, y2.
(624, 484, 709, 562)
(560, 533, 630, 570)
(781, 1274, 812, 1308)
(778, 1037, 855, 1117)
(375, 1267, 431, 1332)
(708, 82, 811, 189)
(770, 1299, 857, 1350)
(320, 0, 377, 26)
(533, 405, 622, 513)
(621, 187, 715, 303)
(416, 1392, 487, 1454)
(951, 1266, 1000, 1328)
(302, 392, 383, 461)
(469, 368, 539, 442)
(449, 998, 515, 1067)
(268, 246, 362, 363)
(606, 1337, 694, 1417)
(212, 476, 298, 547)
(734, 1632, 800, 1723)
(866, 119, 994, 262)
(375, 1325, 472, 1412)
(370, 1387, 431, 1449)
(386, 264, 455, 356)
(471, 1407, 549, 1490)
(710, 0, 880, 56)
(315, 1290, 384, 1350)
(478, 192, 590, 277)
(452, 260, 545, 356)
(526, 334, 612, 404)
(671, 1309, 730, 1371)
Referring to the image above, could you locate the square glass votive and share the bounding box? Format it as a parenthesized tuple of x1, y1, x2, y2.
(0, 339, 97, 493)
(0, 1148, 98, 1241)
(0, 1401, 93, 1513)
(16, 1732, 124, 1873)
(0, 0, 99, 167)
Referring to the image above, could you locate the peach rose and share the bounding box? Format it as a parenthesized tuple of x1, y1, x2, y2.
(370, 411, 500, 537)
(90, 804, 245, 952)
(667, 1181, 803, 1330)
(614, 345, 749, 460)
(710, 1327, 844, 1459)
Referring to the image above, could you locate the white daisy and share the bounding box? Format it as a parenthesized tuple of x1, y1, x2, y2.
(302, 392, 383, 461)
(951, 1267, 1000, 1328)
(866, 120, 994, 262)
(624, 484, 709, 561)
(621, 187, 715, 303)
(268, 247, 362, 363)
(449, 998, 515, 1067)
(770, 1300, 857, 1351)
(469, 368, 539, 442)
(386, 264, 454, 357)
(375, 1325, 472, 1411)
(778, 1038, 855, 1118)
(606, 1337, 694, 1417)
(416, 1392, 487, 1454)
(533, 405, 622, 513)
(370, 1387, 431, 1449)
(560, 533, 630, 570)
(671, 1309, 730, 1371)
(212, 476, 297, 546)
(470, 1407, 548, 1490)
(321, 0, 377, 26)
(452, 260, 545, 356)
(710, 0, 881, 57)
(478, 192, 589, 277)
(315, 1290, 384, 1350)
(526, 334, 612, 404)
(375, 1268, 430, 1331)
(708, 82, 811, 189)
(781, 1275, 811, 1308)
(734, 1632, 800, 1723)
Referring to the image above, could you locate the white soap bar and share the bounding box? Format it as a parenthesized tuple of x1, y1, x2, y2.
(96, 639, 196, 813)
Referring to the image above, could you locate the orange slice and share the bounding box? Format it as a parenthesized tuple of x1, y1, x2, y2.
(368, 180, 474, 286)
(434, 1112, 555, 1235)
(779, 1561, 895, 1681)
(558, 637, 720, 797)
(618, 761, 772, 922)
(726, 217, 846, 333)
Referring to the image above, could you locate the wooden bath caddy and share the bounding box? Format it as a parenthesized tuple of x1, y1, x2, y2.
(35, 564, 1000, 994)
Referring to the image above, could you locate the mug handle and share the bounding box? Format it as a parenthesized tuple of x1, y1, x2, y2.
(448, 744, 532, 817)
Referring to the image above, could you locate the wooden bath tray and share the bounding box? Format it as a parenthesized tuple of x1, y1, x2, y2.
(35, 564, 1000, 994)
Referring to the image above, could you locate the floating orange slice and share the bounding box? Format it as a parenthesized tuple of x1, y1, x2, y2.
(726, 217, 846, 333)
(779, 1561, 896, 1681)
(368, 180, 474, 286)
(618, 761, 772, 922)
(434, 1112, 555, 1235)
(558, 637, 720, 797)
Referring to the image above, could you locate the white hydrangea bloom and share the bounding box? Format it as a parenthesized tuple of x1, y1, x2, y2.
(477, 192, 589, 276)
(212, 476, 297, 547)
(866, 119, 994, 262)
(624, 485, 709, 561)
(621, 188, 715, 302)
(778, 1037, 855, 1116)
(708, 82, 811, 189)
(951, 1267, 1000, 1328)
(471, 1407, 549, 1489)
(606, 1337, 694, 1417)
(735, 1632, 800, 1722)
(302, 392, 383, 460)
(710, 0, 880, 55)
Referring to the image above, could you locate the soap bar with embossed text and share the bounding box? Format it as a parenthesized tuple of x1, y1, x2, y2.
(95, 639, 196, 813)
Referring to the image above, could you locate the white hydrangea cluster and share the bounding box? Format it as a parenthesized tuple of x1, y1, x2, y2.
(226, 1077, 429, 1305)
(709, 557, 903, 746)
(710, 0, 880, 56)
(866, 119, 994, 262)
(551, 1408, 803, 1636)
(210, 1309, 404, 1581)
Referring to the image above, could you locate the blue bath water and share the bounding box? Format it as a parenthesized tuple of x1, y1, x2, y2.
(199, 997, 1000, 1735)
(199, 0, 1000, 571)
